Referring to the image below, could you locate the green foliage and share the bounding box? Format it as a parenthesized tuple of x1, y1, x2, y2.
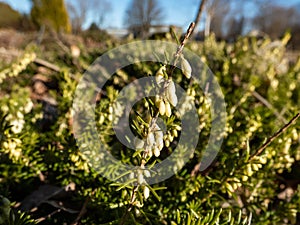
(30, 0, 71, 33)
(82, 24, 114, 43)
(0, 31, 299, 224)
(0, 195, 36, 225)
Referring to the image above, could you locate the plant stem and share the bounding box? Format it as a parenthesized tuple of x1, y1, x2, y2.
(120, 22, 196, 224)
(119, 185, 139, 225)
(249, 112, 300, 160)
(169, 22, 195, 77)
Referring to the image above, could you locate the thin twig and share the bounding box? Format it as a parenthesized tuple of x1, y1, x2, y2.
(251, 90, 287, 124)
(174, 22, 195, 58)
(169, 22, 196, 76)
(35, 209, 61, 223)
(249, 112, 300, 160)
(71, 196, 91, 225)
(193, 0, 207, 33)
(34, 58, 61, 72)
(119, 185, 139, 225)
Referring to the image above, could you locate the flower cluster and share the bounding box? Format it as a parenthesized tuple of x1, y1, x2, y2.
(134, 120, 164, 157)
(155, 66, 178, 117)
(163, 125, 180, 148)
(2, 138, 22, 161)
(0, 52, 36, 83)
(129, 166, 151, 200)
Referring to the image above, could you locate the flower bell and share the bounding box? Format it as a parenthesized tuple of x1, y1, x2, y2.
(153, 146, 160, 157)
(181, 56, 192, 79)
(165, 101, 172, 117)
(158, 100, 166, 116)
(156, 65, 166, 84)
(134, 137, 144, 149)
(143, 186, 150, 199)
(166, 80, 177, 107)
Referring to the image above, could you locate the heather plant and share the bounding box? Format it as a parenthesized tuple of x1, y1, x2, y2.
(0, 25, 299, 225)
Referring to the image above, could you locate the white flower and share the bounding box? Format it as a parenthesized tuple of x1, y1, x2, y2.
(153, 146, 160, 157)
(129, 172, 135, 180)
(252, 163, 259, 171)
(165, 140, 170, 147)
(1, 105, 9, 113)
(134, 137, 144, 149)
(98, 115, 105, 124)
(137, 173, 144, 184)
(107, 114, 113, 121)
(165, 101, 172, 117)
(143, 186, 150, 199)
(166, 80, 177, 106)
(181, 57, 192, 79)
(147, 148, 153, 158)
(11, 148, 22, 160)
(11, 119, 24, 134)
(246, 164, 253, 176)
(16, 111, 24, 119)
(172, 129, 178, 137)
(225, 182, 234, 193)
(108, 106, 113, 114)
(146, 132, 155, 146)
(144, 170, 151, 178)
(155, 131, 164, 150)
(159, 100, 166, 116)
(155, 65, 166, 84)
(24, 100, 33, 113)
(242, 175, 248, 182)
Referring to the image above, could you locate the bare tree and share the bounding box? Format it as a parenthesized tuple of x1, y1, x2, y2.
(124, 0, 164, 38)
(193, 0, 207, 30)
(67, 0, 112, 33)
(253, 3, 298, 39)
(204, 0, 230, 38)
(226, 16, 245, 41)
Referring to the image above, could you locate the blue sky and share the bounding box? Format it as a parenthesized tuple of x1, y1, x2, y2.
(1, 0, 300, 29)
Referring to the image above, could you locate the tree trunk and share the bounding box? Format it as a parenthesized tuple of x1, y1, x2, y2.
(204, 13, 211, 37)
(193, 0, 207, 31)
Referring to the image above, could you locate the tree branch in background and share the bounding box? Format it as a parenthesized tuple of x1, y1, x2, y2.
(251, 90, 287, 124)
(193, 0, 207, 32)
(124, 0, 164, 38)
(249, 112, 300, 160)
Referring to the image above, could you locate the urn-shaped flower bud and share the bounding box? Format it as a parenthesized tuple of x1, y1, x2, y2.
(166, 80, 177, 107)
(246, 164, 253, 176)
(144, 170, 151, 178)
(146, 132, 155, 146)
(158, 100, 166, 116)
(252, 163, 259, 171)
(181, 57, 192, 79)
(165, 101, 172, 117)
(153, 146, 160, 157)
(156, 65, 166, 84)
(165, 139, 170, 147)
(225, 182, 234, 193)
(137, 173, 144, 184)
(143, 186, 150, 199)
(172, 129, 178, 137)
(155, 130, 164, 149)
(129, 172, 135, 180)
(134, 137, 144, 149)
